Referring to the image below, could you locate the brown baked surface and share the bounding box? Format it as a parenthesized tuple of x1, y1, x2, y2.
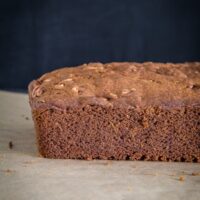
(28, 62, 200, 161)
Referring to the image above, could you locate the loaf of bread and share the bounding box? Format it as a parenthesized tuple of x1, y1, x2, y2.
(28, 62, 200, 162)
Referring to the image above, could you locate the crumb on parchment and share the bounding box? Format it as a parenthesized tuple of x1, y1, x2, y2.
(179, 176, 185, 181)
(1, 169, 16, 175)
(9, 141, 13, 149)
(191, 172, 200, 176)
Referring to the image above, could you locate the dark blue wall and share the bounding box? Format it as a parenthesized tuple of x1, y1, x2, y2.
(0, 0, 200, 91)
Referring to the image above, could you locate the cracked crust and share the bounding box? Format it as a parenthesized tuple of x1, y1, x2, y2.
(28, 62, 200, 109)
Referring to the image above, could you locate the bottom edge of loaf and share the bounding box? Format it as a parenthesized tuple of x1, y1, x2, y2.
(38, 151, 199, 162)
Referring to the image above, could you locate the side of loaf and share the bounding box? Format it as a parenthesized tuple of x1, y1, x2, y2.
(28, 62, 200, 162)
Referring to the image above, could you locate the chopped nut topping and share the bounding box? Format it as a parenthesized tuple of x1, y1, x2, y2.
(131, 88, 136, 91)
(62, 78, 73, 82)
(43, 78, 51, 82)
(32, 86, 43, 98)
(38, 100, 45, 103)
(128, 65, 137, 72)
(55, 83, 65, 89)
(83, 64, 104, 71)
(83, 66, 97, 70)
(72, 86, 79, 93)
(122, 89, 130, 95)
(109, 93, 118, 99)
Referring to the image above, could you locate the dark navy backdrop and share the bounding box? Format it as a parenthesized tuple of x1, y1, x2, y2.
(0, 0, 200, 90)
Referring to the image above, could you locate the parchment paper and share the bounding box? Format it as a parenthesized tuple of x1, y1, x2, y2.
(0, 91, 199, 200)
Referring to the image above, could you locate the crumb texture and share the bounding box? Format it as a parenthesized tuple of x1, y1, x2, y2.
(28, 62, 200, 161)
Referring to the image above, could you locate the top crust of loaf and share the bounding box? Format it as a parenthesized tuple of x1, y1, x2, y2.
(28, 62, 200, 109)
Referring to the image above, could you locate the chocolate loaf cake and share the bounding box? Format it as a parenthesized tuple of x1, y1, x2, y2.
(28, 62, 200, 162)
